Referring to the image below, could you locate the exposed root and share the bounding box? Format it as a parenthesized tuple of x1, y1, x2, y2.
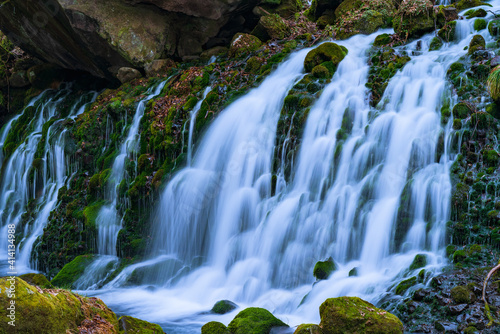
(482, 262, 500, 326)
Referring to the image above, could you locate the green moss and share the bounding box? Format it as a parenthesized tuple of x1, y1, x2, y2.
(251, 14, 290, 42)
(483, 149, 499, 167)
(50, 254, 95, 288)
(488, 19, 500, 36)
(488, 66, 500, 102)
(451, 285, 472, 304)
(393, 0, 435, 38)
(313, 257, 337, 280)
(319, 297, 403, 334)
(409, 254, 427, 271)
(202, 321, 230, 334)
(0, 277, 119, 333)
(455, 0, 491, 11)
(228, 307, 288, 334)
(294, 324, 322, 334)
(452, 103, 471, 119)
(118, 315, 163, 334)
(348, 267, 358, 277)
(83, 201, 106, 229)
(465, 8, 487, 18)
(304, 43, 347, 73)
(212, 300, 237, 314)
(468, 34, 485, 55)
(452, 119, 462, 130)
(438, 21, 456, 42)
(395, 276, 417, 295)
(311, 65, 330, 79)
(229, 33, 262, 58)
(429, 37, 443, 51)
(246, 57, 262, 74)
(18, 273, 54, 289)
(183, 96, 198, 111)
(474, 18, 487, 31)
(453, 249, 467, 263)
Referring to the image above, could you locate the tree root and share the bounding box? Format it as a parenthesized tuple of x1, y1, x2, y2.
(482, 262, 500, 326)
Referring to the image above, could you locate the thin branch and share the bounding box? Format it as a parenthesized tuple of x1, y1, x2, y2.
(482, 261, 500, 326)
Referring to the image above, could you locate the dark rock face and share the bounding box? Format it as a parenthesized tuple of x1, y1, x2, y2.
(0, 0, 261, 80)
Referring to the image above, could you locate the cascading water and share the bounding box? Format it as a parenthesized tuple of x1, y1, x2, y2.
(0, 89, 97, 274)
(188, 87, 212, 167)
(74, 81, 167, 289)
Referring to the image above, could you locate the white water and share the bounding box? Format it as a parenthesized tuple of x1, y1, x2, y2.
(75, 81, 167, 289)
(82, 3, 500, 330)
(188, 87, 212, 166)
(0, 90, 97, 274)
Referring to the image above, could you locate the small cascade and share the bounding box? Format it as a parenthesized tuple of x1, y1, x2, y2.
(75, 81, 167, 289)
(188, 87, 212, 166)
(0, 89, 97, 274)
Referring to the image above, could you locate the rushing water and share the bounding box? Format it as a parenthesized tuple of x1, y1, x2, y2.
(82, 3, 500, 331)
(1, 1, 497, 331)
(0, 89, 97, 274)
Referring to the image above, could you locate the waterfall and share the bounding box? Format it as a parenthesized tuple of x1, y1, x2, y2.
(0, 89, 97, 274)
(188, 87, 212, 167)
(74, 81, 167, 289)
(84, 2, 500, 329)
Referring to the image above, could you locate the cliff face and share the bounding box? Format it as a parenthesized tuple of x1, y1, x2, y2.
(0, 0, 260, 80)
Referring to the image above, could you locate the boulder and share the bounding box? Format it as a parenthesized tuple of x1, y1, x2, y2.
(304, 42, 347, 73)
(118, 315, 165, 334)
(313, 257, 337, 280)
(202, 321, 230, 334)
(251, 14, 290, 41)
(229, 33, 262, 58)
(228, 307, 288, 334)
(468, 34, 485, 55)
(144, 59, 176, 77)
(18, 273, 54, 289)
(51, 254, 95, 288)
(455, 0, 491, 11)
(9, 71, 30, 88)
(211, 300, 238, 314)
(307, 0, 343, 20)
(319, 297, 404, 334)
(409, 254, 427, 271)
(294, 324, 322, 334)
(117, 67, 142, 83)
(393, 0, 435, 38)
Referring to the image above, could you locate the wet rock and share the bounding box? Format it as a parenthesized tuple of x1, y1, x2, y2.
(294, 323, 322, 334)
(451, 285, 472, 304)
(407, 301, 419, 314)
(393, 0, 436, 38)
(413, 288, 429, 301)
(319, 297, 403, 334)
(144, 59, 175, 77)
(434, 320, 459, 333)
(251, 14, 290, 41)
(10, 71, 30, 88)
(409, 254, 428, 271)
(229, 33, 262, 58)
(491, 56, 500, 67)
(117, 67, 142, 84)
(211, 300, 238, 314)
(304, 42, 347, 73)
(468, 34, 486, 55)
(435, 294, 452, 306)
(202, 321, 230, 334)
(18, 273, 54, 289)
(447, 303, 468, 315)
(348, 267, 358, 277)
(313, 257, 337, 280)
(395, 276, 417, 295)
(227, 307, 288, 334)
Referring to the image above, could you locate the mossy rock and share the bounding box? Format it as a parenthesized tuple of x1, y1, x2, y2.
(304, 43, 347, 73)
(312, 65, 330, 79)
(229, 34, 262, 58)
(488, 19, 500, 36)
(468, 34, 485, 55)
(465, 8, 487, 19)
(373, 33, 392, 47)
(0, 277, 119, 333)
(51, 254, 95, 288)
(452, 102, 471, 119)
(227, 307, 288, 334)
(438, 21, 456, 42)
(251, 14, 290, 42)
(202, 321, 230, 334)
(450, 285, 472, 304)
(212, 300, 238, 314)
(393, 0, 435, 38)
(313, 257, 337, 280)
(319, 297, 404, 334)
(18, 273, 54, 289)
(294, 323, 322, 334)
(409, 254, 427, 271)
(118, 315, 165, 333)
(429, 37, 443, 51)
(453, 249, 467, 263)
(348, 267, 358, 277)
(455, 0, 491, 11)
(474, 18, 487, 31)
(83, 201, 106, 229)
(395, 276, 417, 295)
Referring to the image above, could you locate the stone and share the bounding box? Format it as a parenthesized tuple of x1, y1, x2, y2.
(117, 67, 142, 84)
(304, 42, 347, 73)
(294, 323, 322, 334)
(200, 46, 229, 60)
(144, 59, 175, 77)
(409, 254, 428, 271)
(227, 307, 288, 334)
(393, 0, 436, 38)
(211, 300, 238, 314)
(18, 273, 54, 289)
(10, 71, 30, 88)
(118, 315, 165, 334)
(447, 303, 468, 315)
(434, 321, 459, 333)
(202, 321, 230, 334)
(436, 294, 452, 306)
(313, 257, 337, 279)
(251, 14, 290, 41)
(319, 297, 404, 334)
(413, 289, 429, 301)
(229, 33, 262, 58)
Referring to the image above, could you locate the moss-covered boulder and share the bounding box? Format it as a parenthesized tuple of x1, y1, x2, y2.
(395, 276, 417, 295)
(227, 307, 288, 334)
(18, 273, 54, 289)
(229, 33, 262, 58)
(212, 300, 238, 314)
(0, 277, 119, 333)
(304, 43, 347, 73)
(468, 34, 486, 55)
(474, 18, 487, 31)
(373, 33, 392, 47)
(488, 19, 500, 37)
(409, 254, 428, 271)
(450, 286, 473, 304)
(118, 315, 165, 333)
(455, 0, 492, 11)
(294, 323, 322, 334)
(393, 0, 435, 38)
(251, 14, 290, 42)
(429, 37, 443, 51)
(313, 257, 337, 280)
(438, 21, 457, 42)
(307, 0, 343, 20)
(452, 102, 472, 119)
(51, 254, 95, 288)
(319, 297, 404, 334)
(488, 65, 500, 102)
(202, 321, 230, 334)
(465, 8, 487, 19)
